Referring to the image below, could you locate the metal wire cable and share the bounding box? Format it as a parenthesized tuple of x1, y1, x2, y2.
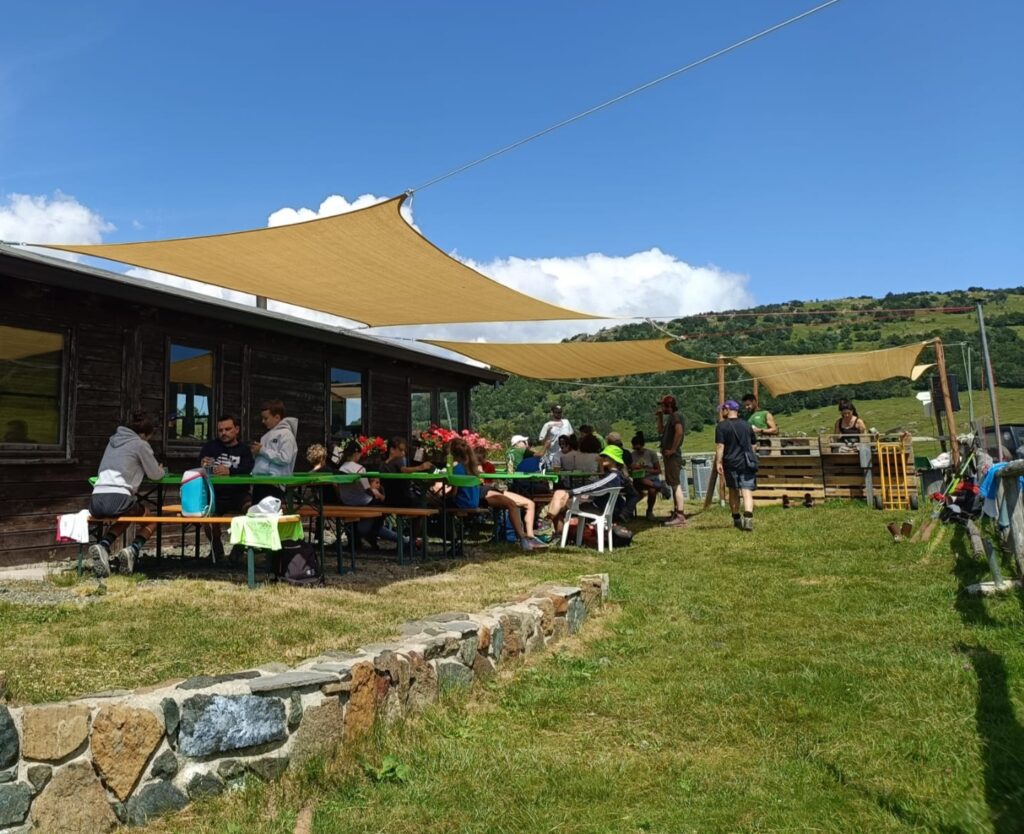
(408, 0, 844, 193)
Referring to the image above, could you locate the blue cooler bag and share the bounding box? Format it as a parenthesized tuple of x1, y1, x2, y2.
(180, 468, 215, 517)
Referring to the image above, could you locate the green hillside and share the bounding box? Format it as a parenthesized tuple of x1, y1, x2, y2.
(471, 287, 1024, 445)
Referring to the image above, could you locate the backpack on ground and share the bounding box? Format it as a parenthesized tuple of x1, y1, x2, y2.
(180, 468, 215, 517)
(275, 540, 323, 587)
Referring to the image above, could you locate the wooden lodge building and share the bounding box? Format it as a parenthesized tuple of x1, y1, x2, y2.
(0, 245, 502, 567)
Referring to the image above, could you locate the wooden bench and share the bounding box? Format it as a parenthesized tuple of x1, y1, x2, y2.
(83, 514, 302, 588)
(297, 505, 439, 566)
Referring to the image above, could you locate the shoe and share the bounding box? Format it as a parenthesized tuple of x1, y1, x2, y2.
(519, 538, 538, 551)
(659, 483, 672, 500)
(803, 494, 814, 508)
(901, 521, 913, 539)
(741, 517, 754, 532)
(645, 510, 656, 522)
(664, 515, 689, 528)
(733, 516, 743, 529)
(527, 537, 549, 549)
(781, 495, 791, 509)
(116, 546, 136, 575)
(887, 522, 902, 542)
(90, 544, 110, 578)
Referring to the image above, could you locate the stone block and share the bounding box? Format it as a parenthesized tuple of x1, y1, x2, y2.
(186, 771, 224, 799)
(217, 759, 245, 780)
(471, 653, 496, 683)
(436, 659, 474, 693)
(0, 783, 32, 828)
(162, 697, 180, 741)
(248, 756, 289, 781)
(342, 663, 377, 743)
(458, 635, 479, 667)
(178, 694, 287, 758)
(21, 704, 90, 762)
(424, 611, 473, 623)
(176, 670, 260, 690)
(405, 652, 437, 714)
(489, 622, 505, 661)
(578, 573, 610, 605)
(567, 596, 587, 634)
(0, 769, 13, 784)
(247, 670, 338, 694)
(150, 749, 178, 780)
(0, 706, 16, 769)
(288, 692, 303, 731)
(126, 781, 188, 827)
(26, 764, 51, 792)
(30, 760, 118, 833)
(291, 698, 345, 766)
(525, 597, 556, 636)
(91, 704, 164, 801)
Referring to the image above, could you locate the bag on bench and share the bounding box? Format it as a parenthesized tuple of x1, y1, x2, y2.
(276, 540, 323, 587)
(180, 468, 215, 517)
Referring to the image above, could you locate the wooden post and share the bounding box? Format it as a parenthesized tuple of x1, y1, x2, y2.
(752, 377, 759, 400)
(933, 338, 961, 469)
(717, 357, 726, 412)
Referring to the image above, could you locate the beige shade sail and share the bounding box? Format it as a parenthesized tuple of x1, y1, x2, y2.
(427, 338, 715, 379)
(733, 341, 931, 396)
(170, 352, 213, 386)
(37, 196, 598, 327)
(330, 384, 362, 401)
(0, 325, 63, 361)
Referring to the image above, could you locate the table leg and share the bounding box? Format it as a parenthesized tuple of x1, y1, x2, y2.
(77, 544, 84, 577)
(247, 547, 255, 589)
(156, 484, 164, 562)
(335, 518, 343, 575)
(396, 516, 406, 566)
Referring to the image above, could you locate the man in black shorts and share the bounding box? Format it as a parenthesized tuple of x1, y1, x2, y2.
(656, 394, 687, 527)
(88, 412, 166, 576)
(715, 400, 758, 532)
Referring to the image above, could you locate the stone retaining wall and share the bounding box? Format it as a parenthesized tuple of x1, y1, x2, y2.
(0, 574, 608, 832)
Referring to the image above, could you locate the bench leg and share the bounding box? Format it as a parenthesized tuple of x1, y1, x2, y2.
(77, 544, 84, 577)
(247, 547, 255, 589)
(396, 516, 406, 566)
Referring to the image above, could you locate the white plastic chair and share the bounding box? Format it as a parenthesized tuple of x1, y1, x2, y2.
(559, 487, 621, 553)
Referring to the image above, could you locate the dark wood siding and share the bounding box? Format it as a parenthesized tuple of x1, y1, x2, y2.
(0, 271, 493, 567)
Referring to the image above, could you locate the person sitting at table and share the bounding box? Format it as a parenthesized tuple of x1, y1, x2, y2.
(250, 399, 298, 504)
(451, 438, 547, 551)
(380, 436, 434, 506)
(474, 444, 497, 475)
(88, 411, 166, 577)
(513, 446, 553, 498)
(336, 440, 409, 550)
(542, 444, 631, 536)
(631, 432, 669, 522)
(198, 413, 255, 561)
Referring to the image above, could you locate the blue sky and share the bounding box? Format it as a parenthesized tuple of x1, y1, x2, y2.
(1, 0, 1021, 337)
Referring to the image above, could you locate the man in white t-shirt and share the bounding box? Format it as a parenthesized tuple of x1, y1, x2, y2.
(538, 405, 573, 468)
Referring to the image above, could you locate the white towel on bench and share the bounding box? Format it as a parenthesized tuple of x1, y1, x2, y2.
(57, 509, 91, 543)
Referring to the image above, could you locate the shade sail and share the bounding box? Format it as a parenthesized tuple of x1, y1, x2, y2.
(733, 342, 931, 396)
(427, 338, 714, 379)
(37, 196, 598, 327)
(170, 353, 213, 386)
(0, 325, 63, 361)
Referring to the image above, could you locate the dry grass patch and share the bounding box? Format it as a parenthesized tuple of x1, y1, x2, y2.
(0, 546, 606, 705)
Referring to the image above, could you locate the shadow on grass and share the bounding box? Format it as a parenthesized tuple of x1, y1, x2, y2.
(957, 644, 1024, 834)
(951, 525, 1005, 629)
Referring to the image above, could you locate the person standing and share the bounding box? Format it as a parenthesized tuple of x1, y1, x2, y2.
(199, 413, 254, 560)
(655, 395, 687, 527)
(742, 394, 778, 439)
(250, 399, 298, 504)
(538, 405, 573, 469)
(88, 412, 166, 576)
(715, 400, 758, 532)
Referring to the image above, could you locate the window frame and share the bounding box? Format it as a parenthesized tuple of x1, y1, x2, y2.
(0, 321, 73, 462)
(325, 363, 366, 441)
(164, 337, 219, 455)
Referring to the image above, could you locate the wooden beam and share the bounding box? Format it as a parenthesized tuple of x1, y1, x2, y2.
(932, 338, 960, 468)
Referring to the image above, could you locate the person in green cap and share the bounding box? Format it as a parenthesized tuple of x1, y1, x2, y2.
(543, 444, 630, 534)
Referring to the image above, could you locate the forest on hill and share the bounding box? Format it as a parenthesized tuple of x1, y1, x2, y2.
(470, 286, 1024, 443)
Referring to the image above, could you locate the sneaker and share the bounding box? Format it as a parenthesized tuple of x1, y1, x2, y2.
(89, 544, 110, 578)
(519, 538, 538, 551)
(527, 537, 549, 549)
(116, 546, 136, 575)
(803, 494, 814, 508)
(664, 515, 689, 528)
(741, 517, 754, 532)
(901, 521, 913, 539)
(645, 510, 656, 522)
(659, 483, 672, 500)
(733, 516, 743, 529)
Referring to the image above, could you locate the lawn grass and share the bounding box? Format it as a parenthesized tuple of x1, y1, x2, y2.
(141, 504, 1024, 833)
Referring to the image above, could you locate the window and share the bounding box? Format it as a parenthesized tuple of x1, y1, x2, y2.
(0, 324, 64, 448)
(439, 390, 461, 430)
(168, 344, 213, 443)
(329, 367, 363, 438)
(410, 390, 432, 434)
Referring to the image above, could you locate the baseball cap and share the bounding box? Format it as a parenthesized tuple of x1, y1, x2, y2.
(658, 395, 676, 407)
(550, 404, 563, 414)
(599, 444, 625, 465)
(510, 434, 529, 446)
(720, 400, 741, 412)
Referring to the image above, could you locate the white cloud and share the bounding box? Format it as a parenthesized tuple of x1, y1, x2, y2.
(0, 191, 113, 260)
(267, 192, 417, 231)
(124, 267, 257, 306)
(371, 249, 754, 345)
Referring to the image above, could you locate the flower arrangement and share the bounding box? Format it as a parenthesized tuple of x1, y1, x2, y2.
(417, 426, 502, 454)
(354, 435, 387, 458)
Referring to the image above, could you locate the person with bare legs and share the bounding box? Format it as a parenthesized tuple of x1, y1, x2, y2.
(656, 395, 688, 527)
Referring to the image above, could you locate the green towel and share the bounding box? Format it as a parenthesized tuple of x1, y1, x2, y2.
(229, 516, 303, 550)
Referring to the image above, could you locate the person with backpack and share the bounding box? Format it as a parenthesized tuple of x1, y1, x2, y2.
(88, 412, 166, 577)
(715, 400, 758, 532)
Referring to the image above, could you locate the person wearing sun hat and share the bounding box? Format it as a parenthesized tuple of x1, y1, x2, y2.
(542, 443, 630, 534)
(715, 399, 758, 532)
(655, 394, 687, 527)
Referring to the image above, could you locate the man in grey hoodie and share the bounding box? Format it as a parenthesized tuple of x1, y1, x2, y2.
(250, 399, 298, 503)
(88, 412, 166, 576)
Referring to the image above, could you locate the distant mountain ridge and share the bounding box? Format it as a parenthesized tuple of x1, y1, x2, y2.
(470, 286, 1024, 443)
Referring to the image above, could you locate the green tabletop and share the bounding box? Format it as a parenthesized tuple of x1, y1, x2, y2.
(363, 471, 481, 488)
(89, 472, 362, 487)
(479, 472, 558, 481)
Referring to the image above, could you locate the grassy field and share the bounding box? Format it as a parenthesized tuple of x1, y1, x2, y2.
(680, 388, 1024, 456)
(138, 504, 1024, 834)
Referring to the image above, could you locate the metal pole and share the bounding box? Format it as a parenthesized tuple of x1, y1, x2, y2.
(932, 339, 961, 469)
(977, 303, 1003, 461)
